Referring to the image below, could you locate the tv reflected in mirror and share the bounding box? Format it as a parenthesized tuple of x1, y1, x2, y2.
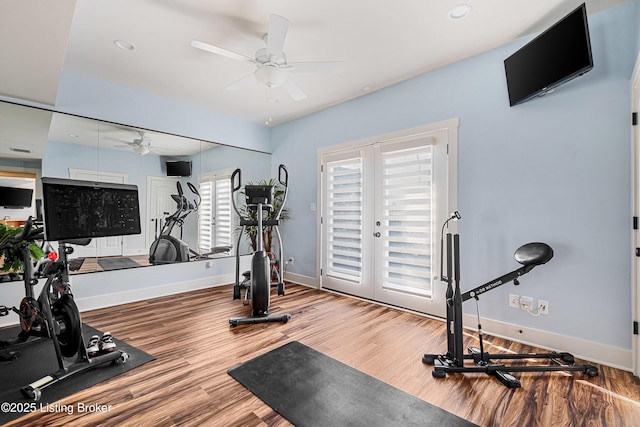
(0, 186, 33, 208)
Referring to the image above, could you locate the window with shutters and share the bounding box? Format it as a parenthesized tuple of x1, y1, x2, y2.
(198, 169, 233, 253)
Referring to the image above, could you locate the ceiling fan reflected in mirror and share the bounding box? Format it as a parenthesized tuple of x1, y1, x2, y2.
(103, 130, 172, 156)
(191, 13, 344, 101)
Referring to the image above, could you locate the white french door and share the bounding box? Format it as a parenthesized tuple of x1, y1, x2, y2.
(320, 121, 457, 317)
(321, 148, 374, 295)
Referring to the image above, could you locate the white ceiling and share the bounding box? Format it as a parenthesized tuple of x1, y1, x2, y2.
(0, 0, 629, 129)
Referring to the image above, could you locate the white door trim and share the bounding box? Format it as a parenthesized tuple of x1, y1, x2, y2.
(631, 52, 640, 377)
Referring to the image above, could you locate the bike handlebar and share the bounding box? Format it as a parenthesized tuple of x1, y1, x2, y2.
(10, 217, 33, 242)
(187, 182, 199, 196)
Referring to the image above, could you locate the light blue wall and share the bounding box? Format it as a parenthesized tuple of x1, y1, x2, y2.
(635, 0, 640, 56)
(54, 71, 271, 153)
(270, 2, 637, 350)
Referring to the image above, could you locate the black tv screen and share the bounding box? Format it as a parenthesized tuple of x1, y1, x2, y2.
(42, 177, 141, 241)
(504, 3, 593, 106)
(0, 186, 33, 208)
(166, 160, 192, 177)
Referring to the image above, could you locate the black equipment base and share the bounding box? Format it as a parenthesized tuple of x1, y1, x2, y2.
(424, 347, 599, 388)
(229, 313, 291, 327)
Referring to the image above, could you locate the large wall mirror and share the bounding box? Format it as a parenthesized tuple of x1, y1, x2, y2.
(0, 101, 270, 280)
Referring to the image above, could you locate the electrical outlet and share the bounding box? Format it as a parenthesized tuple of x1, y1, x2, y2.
(288, 257, 294, 266)
(520, 296, 533, 312)
(537, 299, 549, 315)
(509, 294, 519, 308)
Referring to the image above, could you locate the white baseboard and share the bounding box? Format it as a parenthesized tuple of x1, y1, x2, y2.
(75, 273, 234, 313)
(284, 272, 318, 289)
(462, 313, 633, 372)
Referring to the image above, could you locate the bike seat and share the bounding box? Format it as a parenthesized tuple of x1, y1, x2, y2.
(514, 242, 554, 266)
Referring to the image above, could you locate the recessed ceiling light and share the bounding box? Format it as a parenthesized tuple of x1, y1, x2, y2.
(113, 39, 136, 51)
(448, 4, 472, 21)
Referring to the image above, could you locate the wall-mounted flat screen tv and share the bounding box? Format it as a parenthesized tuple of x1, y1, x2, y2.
(166, 160, 192, 177)
(0, 186, 33, 208)
(504, 3, 593, 106)
(42, 177, 141, 241)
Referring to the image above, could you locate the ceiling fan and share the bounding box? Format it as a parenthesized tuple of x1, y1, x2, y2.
(104, 130, 169, 156)
(191, 13, 344, 101)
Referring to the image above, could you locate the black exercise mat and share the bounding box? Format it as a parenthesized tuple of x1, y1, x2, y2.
(228, 341, 477, 427)
(97, 257, 140, 271)
(0, 323, 155, 425)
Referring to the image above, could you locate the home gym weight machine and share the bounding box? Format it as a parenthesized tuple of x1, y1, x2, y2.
(422, 212, 598, 388)
(0, 217, 128, 400)
(229, 165, 291, 326)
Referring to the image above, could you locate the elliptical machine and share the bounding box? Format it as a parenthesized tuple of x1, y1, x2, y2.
(229, 165, 291, 326)
(149, 181, 200, 264)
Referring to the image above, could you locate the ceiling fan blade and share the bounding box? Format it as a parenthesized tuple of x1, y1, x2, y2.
(286, 61, 345, 74)
(227, 73, 256, 91)
(191, 40, 256, 64)
(149, 146, 176, 153)
(265, 14, 289, 58)
(281, 79, 307, 101)
(113, 144, 133, 149)
(103, 136, 133, 145)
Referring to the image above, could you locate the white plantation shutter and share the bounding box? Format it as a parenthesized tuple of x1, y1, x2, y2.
(379, 145, 433, 296)
(198, 181, 214, 251)
(325, 156, 364, 283)
(214, 177, 232, 247)
(198, 171, 233, 252)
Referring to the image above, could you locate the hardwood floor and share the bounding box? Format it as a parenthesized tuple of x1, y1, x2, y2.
(3, 283, 640, 426)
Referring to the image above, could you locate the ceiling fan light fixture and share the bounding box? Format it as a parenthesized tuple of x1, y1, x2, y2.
(255, 65, 286, 88)
(448, 4, 472, 21)
(134, 145, 150, 155)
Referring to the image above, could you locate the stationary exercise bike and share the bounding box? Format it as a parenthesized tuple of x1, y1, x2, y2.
(229, 165, 291, 326)
(422, 212, 598, 388)
(0, 217, 128, 400)
(149, 181, 200, 264)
